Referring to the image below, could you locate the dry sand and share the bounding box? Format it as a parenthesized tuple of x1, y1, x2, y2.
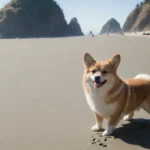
(0, 35, 149, 150)
(124, 31, 150, 38)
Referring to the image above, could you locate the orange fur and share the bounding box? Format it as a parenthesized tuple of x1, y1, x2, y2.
(83, 53, 150, 135)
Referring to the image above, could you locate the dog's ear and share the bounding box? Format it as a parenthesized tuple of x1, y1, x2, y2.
(84, 53, 96, 68)
(109, 54, 121, 71)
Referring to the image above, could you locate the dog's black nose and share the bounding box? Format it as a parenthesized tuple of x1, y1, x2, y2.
(95, 76, 100, 83)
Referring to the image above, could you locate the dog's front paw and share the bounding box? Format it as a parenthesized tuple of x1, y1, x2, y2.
(91, 124, 101, 132)
(102, 129, 113, 136)
(102, 126, 114, 136)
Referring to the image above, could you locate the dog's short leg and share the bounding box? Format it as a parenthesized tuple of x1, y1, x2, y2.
(91, 112, 103, 131)
(142, 101, 150, 114)
(103, 115, 120, 136)
(123, 112, 134, 121)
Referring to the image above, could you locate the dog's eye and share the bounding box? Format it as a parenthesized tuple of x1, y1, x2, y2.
(91, 70, 96, 74)
(102, 70, 107, 74)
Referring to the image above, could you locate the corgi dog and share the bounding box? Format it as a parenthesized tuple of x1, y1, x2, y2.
(83, 53, 150, 136)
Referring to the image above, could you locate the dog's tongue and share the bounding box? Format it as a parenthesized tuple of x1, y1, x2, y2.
(94, 82, 101, 88)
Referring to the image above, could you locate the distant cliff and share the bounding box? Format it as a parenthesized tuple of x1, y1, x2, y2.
(0, 0, 84, 38)
(123, 1, 150, 32)
(68, 17, 84, 36)
(100, 18, 122, 34)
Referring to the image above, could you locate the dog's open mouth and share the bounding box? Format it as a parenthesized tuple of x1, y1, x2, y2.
(92, 80, 107, 88)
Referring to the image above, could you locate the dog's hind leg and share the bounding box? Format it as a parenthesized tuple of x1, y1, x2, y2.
(123, 112, 134, 121)
(142, 101, 150, 114)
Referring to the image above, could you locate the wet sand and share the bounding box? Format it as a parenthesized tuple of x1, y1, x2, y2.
(0, 35, 149, 150)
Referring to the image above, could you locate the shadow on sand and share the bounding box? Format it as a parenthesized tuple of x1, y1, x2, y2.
(113, 118, 150, 149)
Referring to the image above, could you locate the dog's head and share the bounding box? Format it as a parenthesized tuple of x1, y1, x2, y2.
(83, 53, 120, 89)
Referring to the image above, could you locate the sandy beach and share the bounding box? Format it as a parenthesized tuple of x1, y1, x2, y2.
(0, 35, 149, 150)
(124, 31, 150, 38)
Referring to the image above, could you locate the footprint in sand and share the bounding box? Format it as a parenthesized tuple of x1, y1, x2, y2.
(90, 132, 116, 148)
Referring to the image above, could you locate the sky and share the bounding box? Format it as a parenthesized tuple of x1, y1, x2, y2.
(0, 0, 142, 34)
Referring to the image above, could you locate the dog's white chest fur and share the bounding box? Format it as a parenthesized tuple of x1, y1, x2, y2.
(85, 89, 117, 117)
